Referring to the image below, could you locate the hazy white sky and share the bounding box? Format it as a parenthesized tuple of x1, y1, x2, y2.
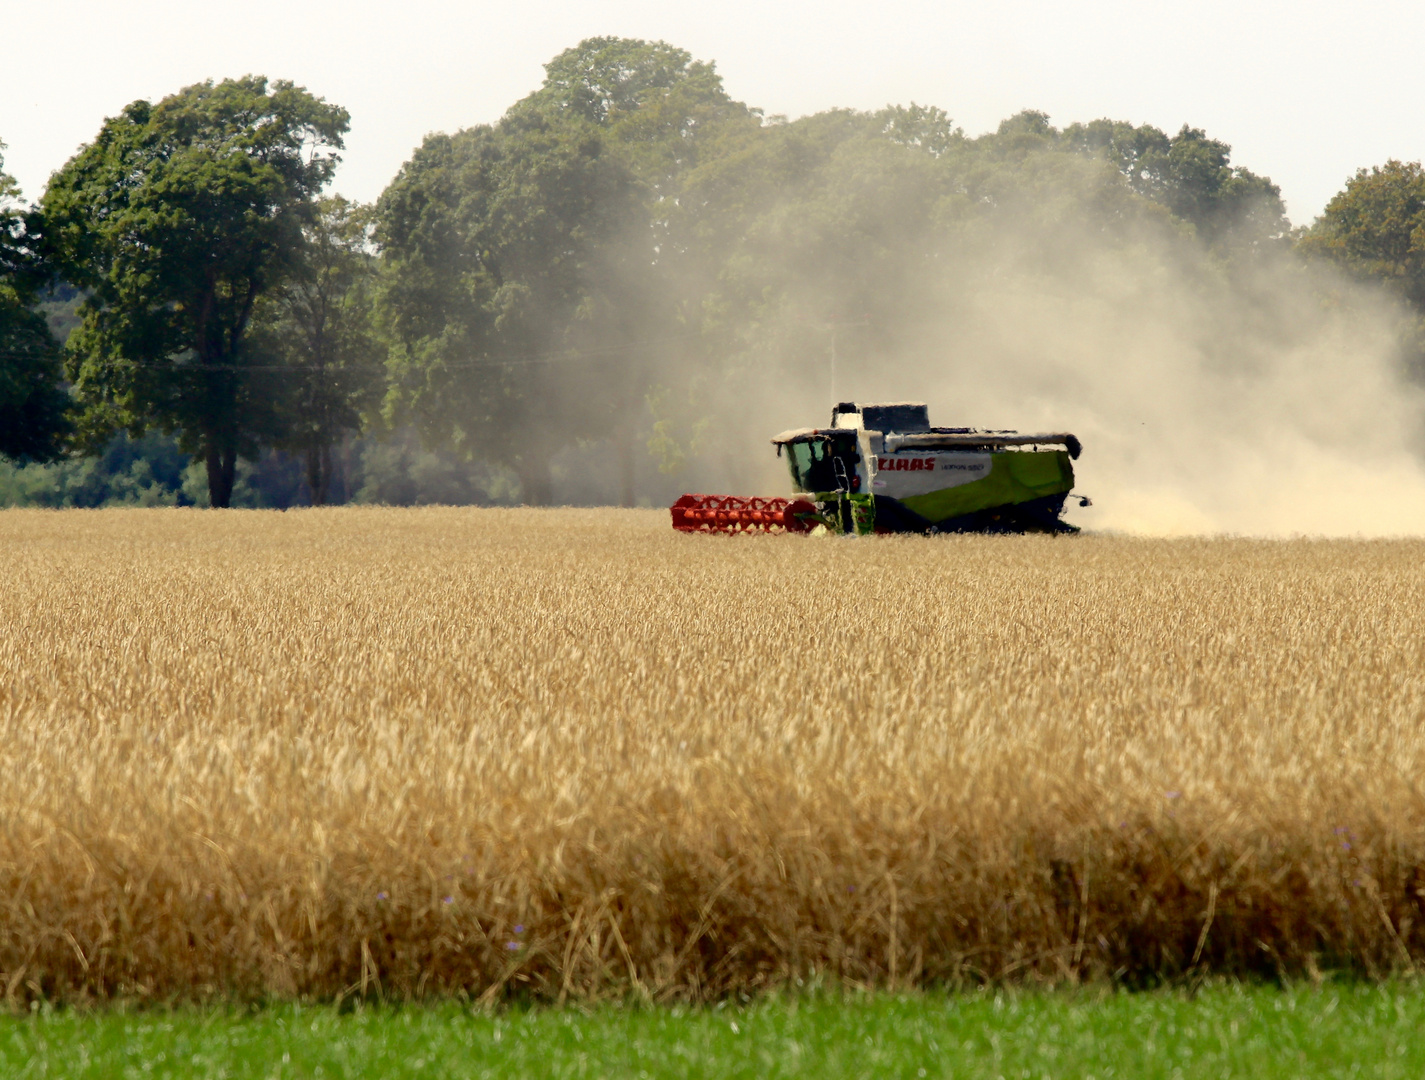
(2, 0, 1421, 225)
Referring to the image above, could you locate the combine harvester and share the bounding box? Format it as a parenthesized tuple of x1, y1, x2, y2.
(671, 401, 1087, 535)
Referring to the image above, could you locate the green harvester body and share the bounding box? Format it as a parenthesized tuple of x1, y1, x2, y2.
(774, 402, 1084, 535)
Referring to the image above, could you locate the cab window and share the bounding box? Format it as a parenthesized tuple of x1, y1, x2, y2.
(788, 438, 849, 492)
(789, 441, 818, 489)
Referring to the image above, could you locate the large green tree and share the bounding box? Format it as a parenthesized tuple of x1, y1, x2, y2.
(42, 77, 349, 506)
(1303, 160, 1425, 304)
(251, 196, 382, 504)
(0, 142, 70, 461)
(376, 38, 756, 504)
(1063, 119, 1288, 247)
(376, 117, 640, 505)
(1302, 160, 1425, 376)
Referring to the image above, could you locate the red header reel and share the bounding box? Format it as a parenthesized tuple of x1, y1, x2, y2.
(670, 494, 818, 533)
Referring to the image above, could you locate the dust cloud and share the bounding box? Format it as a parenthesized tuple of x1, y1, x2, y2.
(709, 219, 1425, 538)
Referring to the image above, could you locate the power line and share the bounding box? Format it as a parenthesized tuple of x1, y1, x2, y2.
(0, 329, 709, 372)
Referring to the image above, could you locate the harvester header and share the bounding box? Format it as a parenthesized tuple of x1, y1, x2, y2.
(671, 402, 1086, 536)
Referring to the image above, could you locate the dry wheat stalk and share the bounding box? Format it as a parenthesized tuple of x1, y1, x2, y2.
(1, 507, 1423, 1004)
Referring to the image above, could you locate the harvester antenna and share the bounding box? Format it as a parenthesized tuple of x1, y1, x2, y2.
(817, 318, 871, 404)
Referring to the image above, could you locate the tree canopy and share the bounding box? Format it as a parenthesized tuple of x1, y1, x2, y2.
(0, 142, 70, 462)
(375, 38, 758, 503)
(367, 48, 1313, 497)
(250, 195, 383, 505)
(1064, 120, 1288, 247)
(13, 39, 1425, 510)
(1303, 160, 1425, 304)
(41, 76, 349, 506)
(1301, 160, 1425, 375)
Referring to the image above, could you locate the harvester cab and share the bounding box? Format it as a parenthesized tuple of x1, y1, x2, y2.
(671, 402, 1084, 536)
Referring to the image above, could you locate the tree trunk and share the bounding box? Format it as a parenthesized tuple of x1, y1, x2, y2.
(206, 443, 237, 508)
(305, 443, 332, 506)
(516, 452, 553, 507)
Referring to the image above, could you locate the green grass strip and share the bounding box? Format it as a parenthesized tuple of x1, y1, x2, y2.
(3, 983, 1422, 1078)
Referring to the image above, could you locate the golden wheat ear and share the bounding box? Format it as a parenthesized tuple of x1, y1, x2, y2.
(1, 507, 1419, 1002)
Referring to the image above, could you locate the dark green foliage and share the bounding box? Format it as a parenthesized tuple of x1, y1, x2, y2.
(41, 77, 349, 506)
(0, 427, 529, 509)
(11, 40, 1384, 510)
(349, 426, 518, 506)
(0, 431, 196, 507)
(0, 144, 71, 462)
(375, 119, 637, 503)
(35, 282, 83, 346)
(375, 38, 758, 504)
(1304, 160, 1425, 305)
(537, 36, 718, 126)
(0, 297, 70, 462)
(1065, 119, 1289, 247)
(251, 196, 384, 504)
(1301, 160, 1425, 375)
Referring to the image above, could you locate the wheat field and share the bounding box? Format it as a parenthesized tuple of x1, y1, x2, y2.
(2, 507, 1424, 1005)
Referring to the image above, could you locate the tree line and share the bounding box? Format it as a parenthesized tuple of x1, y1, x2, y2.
(3, 38, 1424, 507)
